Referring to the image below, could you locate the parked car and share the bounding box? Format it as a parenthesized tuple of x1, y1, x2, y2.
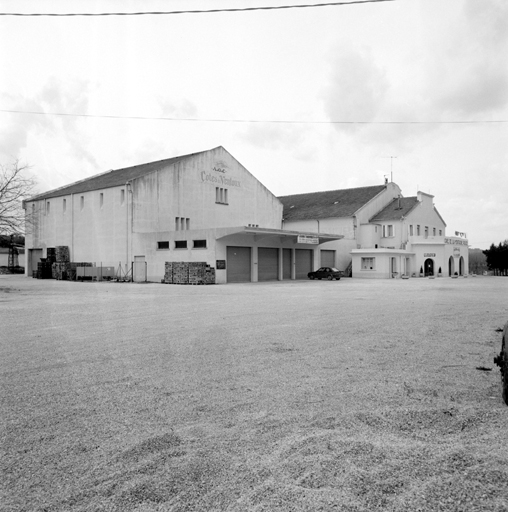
(494, 321, 508, 406)
(308, 267, 343, 281)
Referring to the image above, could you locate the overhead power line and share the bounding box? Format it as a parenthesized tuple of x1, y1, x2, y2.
(1, 108, 506, 125)
(0, 0, 394, 17)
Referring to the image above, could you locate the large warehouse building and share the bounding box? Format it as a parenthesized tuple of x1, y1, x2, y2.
(24, 146, 468, 283)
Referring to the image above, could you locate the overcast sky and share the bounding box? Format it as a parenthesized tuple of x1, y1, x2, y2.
(1, 0, 507, 249)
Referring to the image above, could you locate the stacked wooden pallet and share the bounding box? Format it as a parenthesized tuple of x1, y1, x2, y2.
(52, 261, 72, 280)
(36, 259, 53, 279)
(163, 261, 216, 285)
(55, 246, 70, 262)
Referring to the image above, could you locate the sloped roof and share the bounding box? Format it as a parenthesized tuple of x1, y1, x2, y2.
(278, 185, 387, 221)
(369, 197, 419, 222)
(28, 148, 213, 201)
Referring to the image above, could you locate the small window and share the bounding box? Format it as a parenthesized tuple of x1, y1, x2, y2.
(157, 241, 170, 250)
(100, 193, 104, 208)
(361, 257, 375, 270)
(424, 226, 429, 238)
(63, 198, 67, 213)
(383, 225, 394, 237)
(46, 201, 50, 214)
(409, 225, 413, 236)
(439, 229, 442, 236)
(175, 217, 179, 231)
(80, 196, 84, 211)
(224, 189, 228, 204)
(417, 225, 420, 236)
(121, 189, 125, 205)
(193, 239, 207, 249)
(175, 240, 187, 249)
(215, 187, 228, 204)
(433, 227, 436, 236)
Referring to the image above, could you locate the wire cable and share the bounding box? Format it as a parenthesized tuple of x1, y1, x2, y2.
(0, 108, 506, 125)
(0, 0, 395, 17)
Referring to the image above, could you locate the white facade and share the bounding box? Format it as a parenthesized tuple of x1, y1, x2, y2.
(24, 147, 342, 283)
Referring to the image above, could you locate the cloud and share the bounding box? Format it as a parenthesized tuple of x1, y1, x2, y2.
(159, 98, 198, 119)
(320, 44, 389, 131)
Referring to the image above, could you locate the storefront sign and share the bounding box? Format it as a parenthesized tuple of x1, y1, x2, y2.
(297, 235, 319, 244)
(201, 171, 241, 187)
(445, 237, 468, 246)
(424, 253, 436, 257)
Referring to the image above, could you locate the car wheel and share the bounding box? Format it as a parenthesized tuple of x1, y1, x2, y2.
(327, 275, 333, 281)
(336, 277, 341, 280)
(309, 275, 315, 280)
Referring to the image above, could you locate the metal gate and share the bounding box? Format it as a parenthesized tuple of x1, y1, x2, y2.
(283, 249, 291, 280)
(227, 246, 251, 283)
(295, 249, 313, 279)
(258, 248, 278, 281)
(321, 250, 335, 268)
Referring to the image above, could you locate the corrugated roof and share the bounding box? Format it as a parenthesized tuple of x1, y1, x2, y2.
(369, 197, 419, 222)
(278, 185, 387, 221)
(28, 148, 212, 201)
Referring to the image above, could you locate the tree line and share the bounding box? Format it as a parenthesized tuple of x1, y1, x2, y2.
(483, 240, 508, 276)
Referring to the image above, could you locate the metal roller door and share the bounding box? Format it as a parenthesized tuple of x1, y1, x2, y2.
(321, 250, 335, 268)
(295, 249, 313, 279)
(227, 246, 251, 283)
(283, 249, 291, 280)
(258, 248, 278, 281)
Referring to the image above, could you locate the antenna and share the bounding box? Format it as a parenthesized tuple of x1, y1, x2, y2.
(382, 156, 397, 182)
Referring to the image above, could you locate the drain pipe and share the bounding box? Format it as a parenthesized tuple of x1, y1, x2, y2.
(125, 181, 131, 274)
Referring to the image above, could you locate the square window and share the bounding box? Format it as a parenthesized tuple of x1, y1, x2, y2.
(361, 257, 375, 270)
(175, 240, 187, 249)
(157, 241, 169, 250)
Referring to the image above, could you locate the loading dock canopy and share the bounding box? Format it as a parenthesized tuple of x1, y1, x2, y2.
(215, 226, 343, 244)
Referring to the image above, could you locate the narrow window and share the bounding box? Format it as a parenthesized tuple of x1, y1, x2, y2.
(175, 240, 187, 249)
(424, 226, 429, 238)
(409, 225, 413, 236)
(439, 229, 442, 236)
(175, 217, 179, 231)
(63, 198, 67, 213)
(216, 187, 220, 202)
(80, 196, 84, 211)
(433, 227, 436, 236)
(193, 239, 207, 249)
(46, 201, 50, 214)
(100, 193, 104, 209)
(157, 241, 170, 250)
(186, 218, 190, 230)
(224, 189, 228, 204)
(180, 218, 185, 231)
(417, 225, 420, 236)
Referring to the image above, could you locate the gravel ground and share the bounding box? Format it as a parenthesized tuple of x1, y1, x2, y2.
(1, 274, 507, 512)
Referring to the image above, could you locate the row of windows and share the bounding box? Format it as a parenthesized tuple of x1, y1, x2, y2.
(216, 187, 228, 204)
(175, 217, 190, 231)
(44, 190, 126, 214)
(157, 240, 207, 250)
(408, 225, 442, 237)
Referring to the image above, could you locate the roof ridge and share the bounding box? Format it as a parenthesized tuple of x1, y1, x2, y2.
(278, 184, 386, 199)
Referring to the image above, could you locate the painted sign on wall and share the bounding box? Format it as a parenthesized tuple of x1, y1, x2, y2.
(297, 235, 319, 244)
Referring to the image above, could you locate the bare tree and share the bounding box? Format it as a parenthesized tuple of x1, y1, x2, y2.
(0, 161, 36, 236)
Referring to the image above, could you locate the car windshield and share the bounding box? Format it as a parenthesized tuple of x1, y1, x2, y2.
(330, 268, 340, 272)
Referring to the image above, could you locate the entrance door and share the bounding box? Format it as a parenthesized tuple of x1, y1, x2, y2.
(133, 256, 146, 282)
(258, 248, 278, 281)
(448, 256, 454, 276)
(227, 246, 251, 283)
(28, 249, 43, 276)
(295, 249, 313, 279)
(459, 256, 464, 276)
(282, 249, 291, 280)
(424, 258, 434, 277)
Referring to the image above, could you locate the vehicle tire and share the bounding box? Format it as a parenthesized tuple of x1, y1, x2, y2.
(309, 275, 315, 280)
(327, 275, 333, 280)
(336, 277, 341, 280)
(502, 336, 508, 406)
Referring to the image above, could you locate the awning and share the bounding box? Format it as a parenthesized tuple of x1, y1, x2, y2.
(214, 226, 343, 244)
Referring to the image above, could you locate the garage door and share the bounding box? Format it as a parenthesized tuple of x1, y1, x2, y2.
(227, 246, 251, 283)
(321, 250, 335, 268)
(295, 249, 313, 279)
(283, 249, 291, 280)
(258, 248, 278, 281)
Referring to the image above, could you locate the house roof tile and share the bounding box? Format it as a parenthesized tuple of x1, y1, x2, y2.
(369, 197, 419, 222)
(278, 185, 387, 221)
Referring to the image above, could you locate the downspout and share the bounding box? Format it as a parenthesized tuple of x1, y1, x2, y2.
(71, 193, 74, 261)
(125, 182, 131, 272)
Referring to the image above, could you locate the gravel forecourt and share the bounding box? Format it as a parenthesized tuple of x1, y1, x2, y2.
(1, 274, 508, 511)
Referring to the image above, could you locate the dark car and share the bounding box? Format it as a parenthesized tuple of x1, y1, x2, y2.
(308, 267, 343, 281)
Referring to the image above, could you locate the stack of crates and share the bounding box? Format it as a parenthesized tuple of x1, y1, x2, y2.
(52, 262, 71, 280)
(163, 261, 216, 285)
(55, 246, 70, 263)
(36, 259, 53, 279)
(172, 262, 188, 284)
(163, 262, 174, 284)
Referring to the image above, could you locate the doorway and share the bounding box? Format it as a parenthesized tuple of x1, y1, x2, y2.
(424, 258, 434, 277)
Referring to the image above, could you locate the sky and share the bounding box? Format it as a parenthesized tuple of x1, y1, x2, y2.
(1, 0, 507, 249)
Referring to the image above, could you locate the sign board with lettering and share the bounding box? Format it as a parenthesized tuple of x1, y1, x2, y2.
(424, 253, 436, 257)
(297, 235, 319, 245)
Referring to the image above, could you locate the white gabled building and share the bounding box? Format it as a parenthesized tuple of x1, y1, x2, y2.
(24, 147, 342, 283)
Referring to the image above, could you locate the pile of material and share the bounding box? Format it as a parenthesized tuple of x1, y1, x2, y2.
(164, 262, 215, 285)
(36, 259, 53, 279)
(52, 262, 71, 280)
(55, 246, 70, 262)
